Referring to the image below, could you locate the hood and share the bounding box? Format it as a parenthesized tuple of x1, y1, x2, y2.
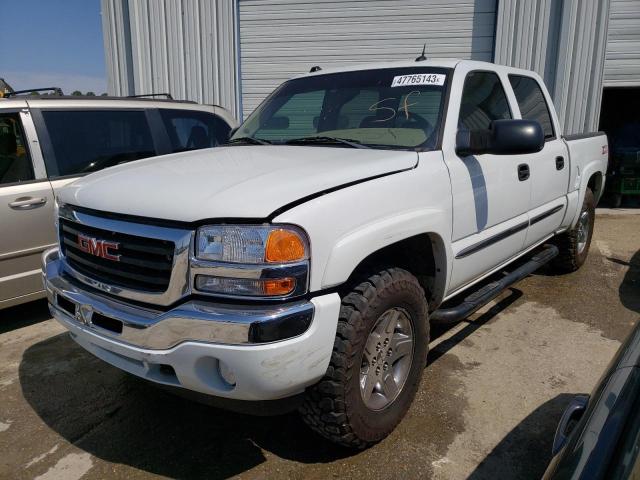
(58, 146, 418, 222)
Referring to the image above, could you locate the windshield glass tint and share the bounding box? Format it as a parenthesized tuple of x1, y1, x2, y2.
(41, 110, 155, 177)
(233, 67, 450, 150)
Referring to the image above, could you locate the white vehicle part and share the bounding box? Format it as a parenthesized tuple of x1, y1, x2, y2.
(53, 293, 341, 401)
(564, 135, 608, 227)
(274, 151, 453, 304)
(57, 146, 418, 222)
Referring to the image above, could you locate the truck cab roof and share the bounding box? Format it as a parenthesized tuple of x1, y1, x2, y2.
(297, 58, 545, 84)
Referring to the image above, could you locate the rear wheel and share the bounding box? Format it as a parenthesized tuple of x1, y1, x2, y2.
(299, 267, 429, 449)
(551, 188, 595, 273)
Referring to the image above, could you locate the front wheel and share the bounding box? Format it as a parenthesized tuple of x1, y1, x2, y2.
(551, 188, 595, 273)
(299, 268, 429, 449)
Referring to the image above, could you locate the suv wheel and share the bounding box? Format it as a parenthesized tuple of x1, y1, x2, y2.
(299, 267, 429, 449)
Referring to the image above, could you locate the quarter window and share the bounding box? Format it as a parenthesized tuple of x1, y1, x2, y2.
(41, 110, 156, 177)
(0, 114, 34, 185)
(509, 75, 555, 139)
(159, 109, 231, 152)
(459, 71, 512, 130)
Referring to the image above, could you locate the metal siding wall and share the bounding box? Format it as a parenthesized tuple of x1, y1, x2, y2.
(238, 0, 498, 119)
(494, 0, 610, 134)
(100, 0, 239, 118)
(604, 0, 640, 86)
(494, 0, 562, 94)
(554, 0, 610, 134)
(101, 0, 135, 95)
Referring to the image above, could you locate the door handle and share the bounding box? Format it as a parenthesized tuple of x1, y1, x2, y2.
(551, 394, 589, 455)
(9, 196, 47, 210)
(556, 156, 565, 170)
(518, 164, 530, 181)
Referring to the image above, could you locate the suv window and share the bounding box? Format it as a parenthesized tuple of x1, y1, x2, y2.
(509, 75, 555, 139)
(159, 109, 231, 152)
(41, 110, 155, 177)
(459, 71, 512, 130)
(0, 113, 34, 185)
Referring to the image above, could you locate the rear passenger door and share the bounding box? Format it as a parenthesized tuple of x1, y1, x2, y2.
(0, 110, 56, 304)
(507, 75, 569, 247)
(33, 108, 159, 184)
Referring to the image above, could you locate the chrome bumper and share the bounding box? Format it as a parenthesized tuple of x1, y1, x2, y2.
(42, 248, 315, 349)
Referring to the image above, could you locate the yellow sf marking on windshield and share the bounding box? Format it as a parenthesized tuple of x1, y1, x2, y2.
(368, 91, 421, 122)
(402, 91, 420, 120)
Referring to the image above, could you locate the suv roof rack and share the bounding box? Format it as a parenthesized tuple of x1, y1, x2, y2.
(127, 93, 174, 100)
(5, 87, 63, 97)
(1, 94, 197, 104)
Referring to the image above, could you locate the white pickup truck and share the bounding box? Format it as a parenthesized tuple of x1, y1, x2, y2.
(43, 59, 607, 448)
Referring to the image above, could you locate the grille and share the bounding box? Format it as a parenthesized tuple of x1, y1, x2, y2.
(59, 218, 175, 293)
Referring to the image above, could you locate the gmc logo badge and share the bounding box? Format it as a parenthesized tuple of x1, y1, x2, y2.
(77, 234, 121, 261)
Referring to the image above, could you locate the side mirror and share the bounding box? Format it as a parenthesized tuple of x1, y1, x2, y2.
(456, 119, 544, 156)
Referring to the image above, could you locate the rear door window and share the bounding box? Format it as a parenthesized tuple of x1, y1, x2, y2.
(508, 75, 555, 140)
(159, 109, 231, 152)
(40, 110, 156, 177)
(0, 113, 34, 185)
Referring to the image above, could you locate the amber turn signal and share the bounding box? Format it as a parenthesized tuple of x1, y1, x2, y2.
(263, 278, 296, 296)
(265, 229, 307, 263)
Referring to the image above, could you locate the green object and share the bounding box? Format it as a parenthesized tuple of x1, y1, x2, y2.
(609, 149, 640, 195)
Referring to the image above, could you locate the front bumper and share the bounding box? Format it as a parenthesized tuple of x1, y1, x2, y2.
(43, 248, 341, 400)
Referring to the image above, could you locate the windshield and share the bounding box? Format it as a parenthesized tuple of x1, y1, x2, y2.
(232, 67, 450, 150)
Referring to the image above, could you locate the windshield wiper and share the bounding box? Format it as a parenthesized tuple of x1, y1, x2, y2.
(285, 136, 370, 149)
(227, 136, 272, 146)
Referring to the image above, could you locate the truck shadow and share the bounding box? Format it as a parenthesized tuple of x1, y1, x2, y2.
(0, 299, 50, 334)
(17, 287, 525, 478)
(611, 248, 640, 314)
(19, 332, 352, 479)
(429, 288, 524, 363)
(466, 393, 574, 479)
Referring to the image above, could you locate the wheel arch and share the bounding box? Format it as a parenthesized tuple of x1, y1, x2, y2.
(587, 171, 604, 204)
(335, 232, 449, 310)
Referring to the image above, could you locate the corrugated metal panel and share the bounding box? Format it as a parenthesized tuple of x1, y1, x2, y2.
(100, 0, 239, 119)
(495, 0, 610, 134)
(604, 0, 640, 86)
(238, 0, 497, 119)
(553, 0, 610, 134)
(494, 0, 562, 95)
(101, 0, 135, 95)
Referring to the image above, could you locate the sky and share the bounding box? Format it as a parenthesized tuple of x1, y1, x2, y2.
(0, 0, 107, 95)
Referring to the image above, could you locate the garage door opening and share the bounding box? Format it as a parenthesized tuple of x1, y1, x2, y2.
(599, 87, 640, 208)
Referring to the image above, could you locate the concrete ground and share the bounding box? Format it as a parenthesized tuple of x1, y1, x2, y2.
(1, 213, 638, 480)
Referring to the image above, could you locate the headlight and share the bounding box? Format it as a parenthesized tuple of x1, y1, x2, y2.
(196, 225, 308, 264)
(193, 225, 310, 299)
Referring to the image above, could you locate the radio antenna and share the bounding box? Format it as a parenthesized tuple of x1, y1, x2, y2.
(415, 43, 427, 62)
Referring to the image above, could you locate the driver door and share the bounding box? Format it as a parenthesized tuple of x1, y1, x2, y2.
(444, 70, 532, 294)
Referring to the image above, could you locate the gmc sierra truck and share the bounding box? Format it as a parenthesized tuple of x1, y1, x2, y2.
(43, 59, 607, 448)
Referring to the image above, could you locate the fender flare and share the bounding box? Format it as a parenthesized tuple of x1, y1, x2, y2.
(321, 207, 452, 304)
(571, 162, 605, 227)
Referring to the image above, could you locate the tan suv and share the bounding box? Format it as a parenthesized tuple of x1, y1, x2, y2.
(0, 94, 236, 309)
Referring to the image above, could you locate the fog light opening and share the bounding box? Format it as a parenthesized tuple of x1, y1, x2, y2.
(218, 360, 237, 387)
